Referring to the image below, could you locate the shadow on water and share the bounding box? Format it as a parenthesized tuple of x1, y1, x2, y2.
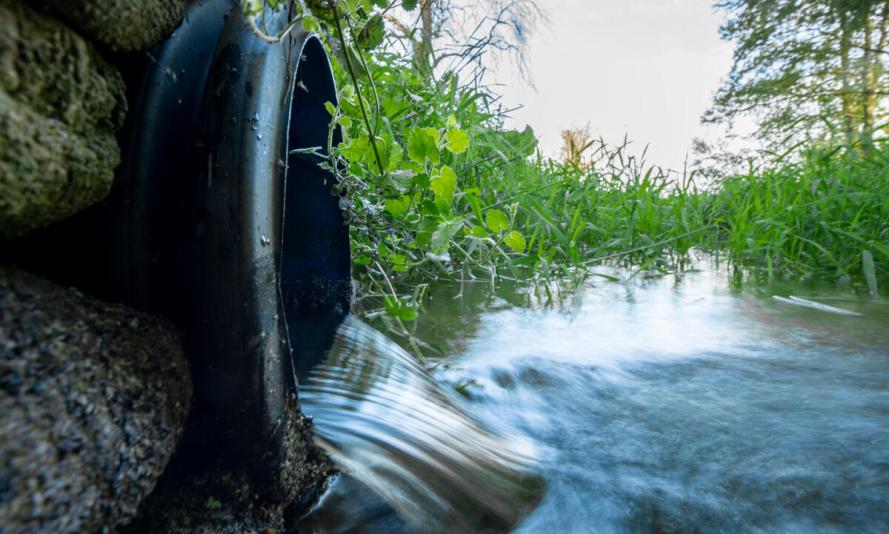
(298, 266, 889, 533)
(296, 316, 545, 533)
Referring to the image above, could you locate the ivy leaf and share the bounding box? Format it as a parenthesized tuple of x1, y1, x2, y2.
(407, 127, 441, 165)
(402, 0, 418, 10)
(430, 166, 457, 209)
(485, 209, 510, 233)
(504, 230, 526, 253)
(431, 218, 463, 251)
(357, 14, 385, 50)
(445, 127, 470, 154)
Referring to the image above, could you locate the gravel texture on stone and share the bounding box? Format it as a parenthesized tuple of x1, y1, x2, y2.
(0, 0, 126, 239)
(35, 0, 187, 52)
(0, 264, 191, 532)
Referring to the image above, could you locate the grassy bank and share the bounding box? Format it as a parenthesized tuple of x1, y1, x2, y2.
(316, 37, 887, 326)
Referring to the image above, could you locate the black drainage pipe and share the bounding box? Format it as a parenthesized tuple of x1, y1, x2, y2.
(110, 0, 350, 493)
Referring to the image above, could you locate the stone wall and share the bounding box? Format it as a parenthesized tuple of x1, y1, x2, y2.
(0, 265, 191, 531)
(0, 1, 192, 531)
(0, 1, 331, 531)
(0, 0, 125, 240)
(36, 0, 187, 52)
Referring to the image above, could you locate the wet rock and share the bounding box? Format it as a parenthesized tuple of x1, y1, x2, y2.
(0, 264, 191, 532)
(0, 0, 126, 239)
(34, 0, 187, 52)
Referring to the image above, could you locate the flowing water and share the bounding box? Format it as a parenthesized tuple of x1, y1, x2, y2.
(297, 267, 889, 533)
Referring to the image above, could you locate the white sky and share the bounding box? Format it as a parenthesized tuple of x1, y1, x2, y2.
(483, 0, 737, 172)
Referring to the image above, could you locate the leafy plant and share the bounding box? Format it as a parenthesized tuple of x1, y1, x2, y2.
(244, 0, 887, 352)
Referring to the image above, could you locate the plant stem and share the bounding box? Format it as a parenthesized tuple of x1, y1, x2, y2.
(331, 2, 386, 178)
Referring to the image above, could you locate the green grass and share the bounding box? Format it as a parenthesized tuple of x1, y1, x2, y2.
(494, 140, 889, 291)
(317, 34, 888, 327)
(245, 0, 887, 328)
(709, 145, 889, 286)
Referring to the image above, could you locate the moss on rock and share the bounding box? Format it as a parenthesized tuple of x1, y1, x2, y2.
(35, 0, 187, 52)
(0, 264, 192, 531)
(0, 0, 126, 239)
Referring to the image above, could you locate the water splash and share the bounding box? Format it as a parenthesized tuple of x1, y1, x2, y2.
(297, 316, 544, 532)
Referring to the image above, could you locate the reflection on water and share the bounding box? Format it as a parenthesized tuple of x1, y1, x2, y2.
(299, 268, 889, 533)
(297, 316, 545, 533)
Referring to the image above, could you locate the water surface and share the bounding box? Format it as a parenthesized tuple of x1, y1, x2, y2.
(299, 268, 889, 533)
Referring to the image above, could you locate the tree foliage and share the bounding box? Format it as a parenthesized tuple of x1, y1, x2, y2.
(708, 0, 889, 150)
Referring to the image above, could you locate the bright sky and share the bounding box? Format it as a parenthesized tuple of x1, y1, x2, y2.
(485, 0, 736, 172)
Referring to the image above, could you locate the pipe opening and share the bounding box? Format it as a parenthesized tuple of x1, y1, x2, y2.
(281, 36, 351, 381)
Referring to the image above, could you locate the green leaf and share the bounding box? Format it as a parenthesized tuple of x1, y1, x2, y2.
(390, 252, 408, 272)
(402, 0, 418, 10)
(469, 225, 490, 238)
(430, 166, 457, 209)
(243, 0, 263, 17)
(499, 125, 538, 157)
(485, 209, 510, 233)
(356, 14, 385, 50)
(384, 296, 417, 321)
(340, 84, 356, 102)
(445, 127, 470, 154)
(863, 250, 878, 296)
(384, 195, 412, 218)
(407, 127, 441, 165)
(342, 135, 375, 167)
(302, 14, 320, 32)
(324, 101, 336, 117)
(504, 230, 526, 253)
(431, 218, 463, 251)
(378, 133, 404, 171)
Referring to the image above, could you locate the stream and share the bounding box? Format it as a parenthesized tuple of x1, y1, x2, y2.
(297, 267, 889, 533)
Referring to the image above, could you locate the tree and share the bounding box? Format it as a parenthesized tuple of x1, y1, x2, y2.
(706, 0, 889, 151)
(385, 0, 545, 80)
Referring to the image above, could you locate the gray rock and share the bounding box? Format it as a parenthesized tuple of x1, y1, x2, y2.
(35, 0, 187, 52)
(0, 0, 126, 239)
(0, 264, 191, 532)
